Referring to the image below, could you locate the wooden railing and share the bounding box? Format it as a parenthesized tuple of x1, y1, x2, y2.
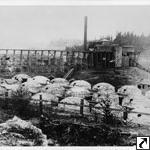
(28, 94, 150, 124)
(0, 49, 91, 77)
(0, 49, 143, 77)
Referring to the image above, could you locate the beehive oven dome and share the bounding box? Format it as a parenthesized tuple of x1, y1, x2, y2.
(51, 78, 69, 87)
(32, 76, 50, 85)
(65, 86, 91, 98)
(117, 85, 142, 98)
(51, 78, 68, 84)
(21, 79, 42, 94)
(31, 92, 58, 104)
(42, 83, 65, 98)
(92, 82, 115, 92)
(0, 83, 21, 98)
(92, 92, 119, 106)
(70, 80, 91, 90)
(58, 97, 90, 114)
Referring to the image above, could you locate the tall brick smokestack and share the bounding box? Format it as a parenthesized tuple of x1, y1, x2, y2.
(84, 16, 88, 51)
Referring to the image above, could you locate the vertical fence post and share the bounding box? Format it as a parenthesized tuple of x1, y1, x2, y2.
(119, 96, 123, 106)
(71, 51, 75, 66)
(91, 52, 94, 67)
(77, 51, 81, 70)
(20, 50, 23, 71)
(34, 50, 37, 67)
(60, 51, 63, 72)
(53, 51, 56, 65)
(20, 50, 23, 65)
(6, 49, 8, 57)
(5, 91, 8, 109)
(13, 50, 16, 64)
(89, 102, 92, 112)
(123, 106, 128, 122)
(27, 50, 30, 73)
(47, 50, 51, 73)
(39, 94, 43, 128)
(80, 99, 84, 117)
(48, 50, 50, 66)
(94, 112, 98, 123)
(83, 52, 86, 70)
(87, 52, 90, 69)
(41, 50, 43, 63)
(66, 51, 69, 63)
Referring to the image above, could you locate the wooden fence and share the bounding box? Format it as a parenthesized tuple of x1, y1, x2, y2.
(2, 91, 150, 127)
(27, 94, 150, 124)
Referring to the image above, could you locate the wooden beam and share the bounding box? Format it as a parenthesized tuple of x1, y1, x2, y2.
(27, 50, 30, 72)
(48, 50, 50, 65)
(53, 51, 56, 65)
(20, 50, 23, 65)
(13, 50, 16, 62)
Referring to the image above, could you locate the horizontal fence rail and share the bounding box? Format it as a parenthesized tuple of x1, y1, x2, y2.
(1, 89, 150, 127)
(3, 92, 149, 121)
(31, 98, 149, 116)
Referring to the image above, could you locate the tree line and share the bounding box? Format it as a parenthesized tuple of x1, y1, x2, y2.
(113, 32, 150, 51)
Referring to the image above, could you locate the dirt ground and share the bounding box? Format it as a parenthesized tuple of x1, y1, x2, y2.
(73, 67, 150, 89)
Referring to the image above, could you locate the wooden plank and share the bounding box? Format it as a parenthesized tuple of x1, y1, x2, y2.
(74, 52, 77, 64)
(6, 49, 8, 57)
(60, 51, 63, 58)
(41, 50, 43, 64)
(87, 52, 90, 67)
(48, 50, 50, 65)
(86, 52, 89, 69)
(39, 94, 43, 128)
(71, 51, 75, 65)
(53, 51, 56, 65)
(83, 52, 86, 64)
(13, 50, 16, 62)
(66, 51, 69, 62)
(123, 107, 128, 120)
(20, 50, 23, 65)
(80, 52, 83, 69)
(60, 51, 64, 72)
(80, 99, 84, 117)
(91, 52, 94, 67)
(34, 50, 37, 69)
(77, 52, 82, 70)
(33, 50, 38, 71)
(27, 50, 30, 72)
(60, 51, 63, 64)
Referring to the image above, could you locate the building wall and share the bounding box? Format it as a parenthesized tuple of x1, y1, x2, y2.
(114, 46, 122, 67)
(122, 47, 135, 54)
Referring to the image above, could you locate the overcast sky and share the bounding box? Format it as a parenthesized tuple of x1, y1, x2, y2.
(0, 6, 150, 49)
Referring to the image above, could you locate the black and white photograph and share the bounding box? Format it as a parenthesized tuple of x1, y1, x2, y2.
(0, 2, 149, 147)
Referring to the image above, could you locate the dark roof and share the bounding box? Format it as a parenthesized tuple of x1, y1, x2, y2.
(122, 45, 135, 48)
